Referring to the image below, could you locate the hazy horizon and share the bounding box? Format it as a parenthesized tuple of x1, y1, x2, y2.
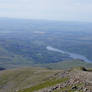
(0, 0, 92, 22)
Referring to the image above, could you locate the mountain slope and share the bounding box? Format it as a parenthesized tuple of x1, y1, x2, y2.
(0, 67, 61, 92)
(18, 67, 92, 92)
(0, 66, 92, 92)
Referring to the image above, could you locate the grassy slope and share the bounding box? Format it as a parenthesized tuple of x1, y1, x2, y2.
(0, 66, 92, 92)
(19, 78, 68, 92)
(0, 60, 92, 92)
(0, 67, 61, 92)
(18, 66, 91, 92)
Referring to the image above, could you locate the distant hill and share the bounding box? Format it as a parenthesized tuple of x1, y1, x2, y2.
(35, 59, 92, 70)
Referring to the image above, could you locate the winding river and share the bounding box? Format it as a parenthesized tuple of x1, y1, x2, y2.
(46, 46, 91, 63)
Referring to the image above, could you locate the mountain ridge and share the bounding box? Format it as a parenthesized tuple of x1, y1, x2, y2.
(0, 66, 92, 92)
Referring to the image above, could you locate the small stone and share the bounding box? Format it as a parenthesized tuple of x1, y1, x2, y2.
(72, 86, 78, 90)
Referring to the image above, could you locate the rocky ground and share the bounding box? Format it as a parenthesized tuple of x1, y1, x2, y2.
(35, 68, 92, 92)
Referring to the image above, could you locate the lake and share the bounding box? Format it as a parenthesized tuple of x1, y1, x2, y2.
(46, 46, 91, 63)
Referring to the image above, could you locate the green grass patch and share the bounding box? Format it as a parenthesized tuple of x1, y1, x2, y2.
(18, 78, 68, 92)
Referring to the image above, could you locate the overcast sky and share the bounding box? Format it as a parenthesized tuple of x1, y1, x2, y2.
(0, 0, 92, 22)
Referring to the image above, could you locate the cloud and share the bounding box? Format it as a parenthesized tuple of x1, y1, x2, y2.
(0, 0, 92, 21)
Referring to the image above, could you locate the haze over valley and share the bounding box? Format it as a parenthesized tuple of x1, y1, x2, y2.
(0, 18, 92, 69)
